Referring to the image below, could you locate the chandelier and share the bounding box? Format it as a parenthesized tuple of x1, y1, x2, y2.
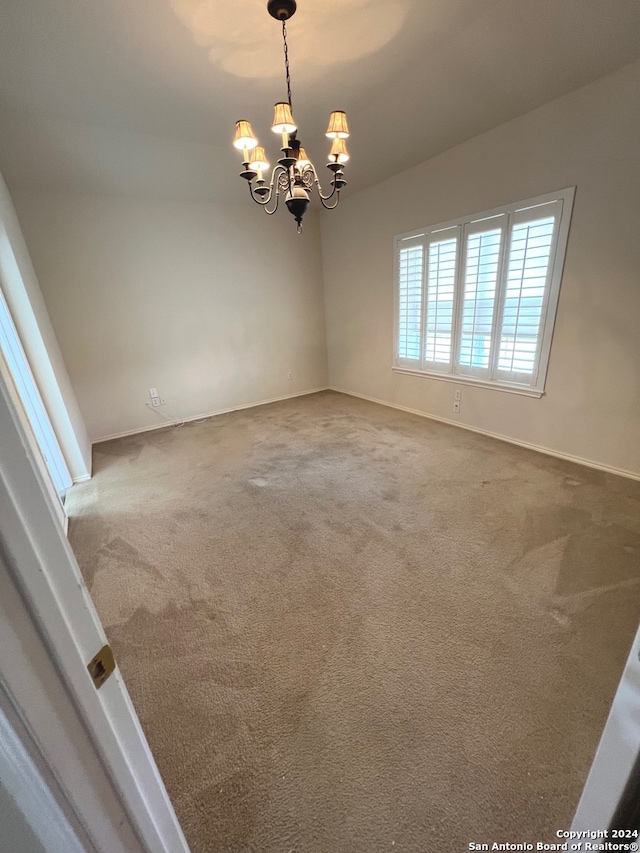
(232, 0, 350, 233)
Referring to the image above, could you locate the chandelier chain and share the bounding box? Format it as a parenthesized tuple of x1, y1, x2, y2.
(282, 20, 293, 110)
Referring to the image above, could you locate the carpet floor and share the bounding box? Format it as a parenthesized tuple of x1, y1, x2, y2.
(67, 391, 640, 853)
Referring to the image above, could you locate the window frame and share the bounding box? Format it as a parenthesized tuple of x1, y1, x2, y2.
(393, 187, 575, 398)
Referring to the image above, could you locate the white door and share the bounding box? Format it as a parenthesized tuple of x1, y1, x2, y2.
(572, 624, 640, 831)
(0, 368, 191, 853)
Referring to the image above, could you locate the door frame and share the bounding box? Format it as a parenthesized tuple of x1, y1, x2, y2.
(0, 367, 191, 853)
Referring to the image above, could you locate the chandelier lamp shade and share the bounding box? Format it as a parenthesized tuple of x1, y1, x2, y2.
(232, 0, 350, 233)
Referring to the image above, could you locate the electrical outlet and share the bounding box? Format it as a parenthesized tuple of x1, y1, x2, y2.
(151, 397, 160, 407)
(160, 397, 166, 406)
(149, 387, 158, 399)
(454, 389, 461, 401)
(453, 401, 461, 414)
(287, 371, 293, 381)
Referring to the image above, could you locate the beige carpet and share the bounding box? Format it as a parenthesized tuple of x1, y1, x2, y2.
(67, 391, 640, 853)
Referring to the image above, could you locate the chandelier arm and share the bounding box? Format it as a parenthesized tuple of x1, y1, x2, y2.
(248, 183, 281, 214)
(313, 175, 338, 203)
(250, 188, 280, 215)
(248, 181, 272, 206)
(319, 192, 341, 211)
(261, 181, 281, 215)
(247, 165, 290, 213)
(263, 193, 281, 215)
(249, 187, 280, 214)
(248, 183, 262, 202)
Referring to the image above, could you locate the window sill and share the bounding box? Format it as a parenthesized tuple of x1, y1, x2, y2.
(392, 366, 544, 398)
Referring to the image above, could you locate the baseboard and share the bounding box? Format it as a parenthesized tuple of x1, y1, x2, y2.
(330, 386, 640, 483)
(72, 474, 91, 484)
(92, 387, 331, 445)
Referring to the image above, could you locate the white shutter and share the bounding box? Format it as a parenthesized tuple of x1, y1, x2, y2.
(393, 188, 574, 395)
(456, 217, 505, 378)
(396, 238, 424, 364)
(495, 200, 562, 385)
(424, 228, 458, 371)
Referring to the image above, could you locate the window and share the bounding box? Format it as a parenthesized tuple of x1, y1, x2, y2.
(0, 284, 71, 496)
(394, 188, 574, 396)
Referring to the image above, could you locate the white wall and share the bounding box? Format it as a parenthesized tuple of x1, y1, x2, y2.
(0, 174, 91, 479)
(321, 59, 640, 477)
(12, 194, 328, 441)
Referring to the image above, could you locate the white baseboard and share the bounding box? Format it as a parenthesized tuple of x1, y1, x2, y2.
(72, 474, 91, 484)
(330, 386, 640, 483)
(92, 387, 331, 446)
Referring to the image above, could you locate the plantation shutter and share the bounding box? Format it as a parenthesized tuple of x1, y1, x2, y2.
(393, 188, 573, 394)
(396, 237, 424, 365)
(494, 200, 563, 384)
(424, 228, 459, 371)
(456, 217, 506, 378)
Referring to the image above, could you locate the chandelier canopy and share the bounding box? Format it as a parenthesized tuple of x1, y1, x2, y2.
(233, 0, 350, 233)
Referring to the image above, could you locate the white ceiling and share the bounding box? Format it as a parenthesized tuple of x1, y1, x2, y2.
(0, 0, 639, 204)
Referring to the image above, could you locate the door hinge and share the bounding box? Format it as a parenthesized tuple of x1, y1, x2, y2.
(87, 644, 116, 689)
